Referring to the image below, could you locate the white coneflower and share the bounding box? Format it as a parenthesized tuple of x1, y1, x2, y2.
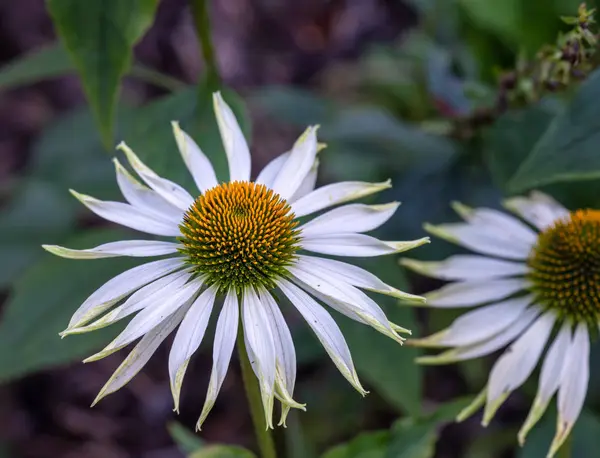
(401, 192, 598, 457)
(43, 92, 428, 430)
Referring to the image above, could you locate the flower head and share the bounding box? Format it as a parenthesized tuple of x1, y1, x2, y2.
(401, 192, 597, 457)
(43, 92, 428, 430)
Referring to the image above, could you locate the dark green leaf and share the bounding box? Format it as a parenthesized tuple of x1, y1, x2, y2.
(0, 44, 71, 90)
(0, 229, 138, 382)
(322, 431, 389, 458)
(47, 0, 159, 147)
(189, 445, 257, 458)
(509, 69, 600, 192)
(168, 422, 205, 454)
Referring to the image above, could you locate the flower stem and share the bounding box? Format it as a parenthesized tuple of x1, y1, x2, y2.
(237, 329, 277, 458)
(190, 0, 221, 90)
(557, 435, 572, 458)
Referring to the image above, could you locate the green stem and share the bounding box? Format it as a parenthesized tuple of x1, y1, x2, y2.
(130, 64, 186, 92)
(237, 328, 277, 458)
(190, 0, 220, 90)
(557, 434, 572, 458)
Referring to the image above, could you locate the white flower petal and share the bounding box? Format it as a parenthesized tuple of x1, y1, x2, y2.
(425, 223, 530, 260)
(301, 233, 430, 257)
(168, 285, 218, 413)
(70, 190, 181, 237)
(271, 127, 318, 199)
(198, 288, 239, 430)
(291, 180, 392, 218)
(242, 287, 277, 429)
(62, 270, 192, 336)
(43, 240, 180, 260)
(296, 255, 423, 302)
(299, 202, 399, 237)
(117, 142, 195, 211)
(213, 92, 251, 182)
(423, 279, 527, 308)
(549, 323, 590, 457)
(84, 280, 201, 362)
(483, 312, 555, 424)
(519, 322, 572, 445)
(91, 304, 188, 406)
(400, 255, 528, 281)
(67, 257, 185, 329)
(412, 296, 532, 348)
(277, 278, 366, 395)
(113, 159, 184, 223)
(417, 306, 540, 365)
(256, 151, 289, 188)
(290, 158, 319, 202)
(172, 121, 219, 193)
(504, 191, 568, 230)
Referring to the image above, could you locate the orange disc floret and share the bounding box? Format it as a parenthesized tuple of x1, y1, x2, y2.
(178, 181, 300, 291)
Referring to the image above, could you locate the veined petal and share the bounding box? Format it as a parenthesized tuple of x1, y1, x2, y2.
(169, 285, 218, 413)
(519, 323, 572, 445)
(291, 180, 392, 218)
(549, 323, 590, 457)
(172, 121, 219, 193)
(296, 255, 423, 302)
(424, 223, 530, 260)
(70, 190, 181, 237)
(113, 159, 183, 223)
(290, 158, 319, 202)
(503, 191, 568, 230)
(482, 312, 555, 425)
(299, 202, 399, 237)
(91, 304, 188, 406)
(416, 306, 539, 365)
(117, 142, 195, 211)
(271, 126, 318, 199)
(198, 288, 239, 430)
(62, 270, 192, 336)
(67, 257, 185, 329)
(213, 92, 251, 182)
(423, 279, 527, 308)
(84, 280, 201, 362)
(277, 278, 366, 395)
(400, 255, 528, 281)
(301, 233, 430, 258)
(256, 151, 289, 187)
(242, 287, 277, 429)
(411, 296, 532, 348)
(43, 240, 180, 260)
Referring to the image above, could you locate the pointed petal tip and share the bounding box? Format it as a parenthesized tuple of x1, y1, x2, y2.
(451, 201, 472, 218)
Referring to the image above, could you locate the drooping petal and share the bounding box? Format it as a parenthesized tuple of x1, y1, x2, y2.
(168, 285, 218, 412)
(172, 121, 219, 193)
(400, 255, 528, 281)
(503, 191, 568, 230)
(43, 240, 181, 260)
(518, 322, 572, 445)
(301, 233, 430, 257)
(113, 158, 183, 223)
(70, 190, 181, 237)
(482, 312, 555, 425)
(91, 304, 189, 406)
(213, 92, 251, 182)
(416, 307, 540, 365)
(84, 280, 201, 362)
(291, 180, 392, 217)
(299, 202, 399, 237)
(117, 142, 195, 211)
(296, 255, 423, 302)
(423, 279, 528, 308)
(271, 126, 318, 199)
(197, 288, 239, 430)
(411, 296, 532, 348)
(67, 257, 186, 329)
(277, 278, 366, 395)
(549, 323, 590, 457)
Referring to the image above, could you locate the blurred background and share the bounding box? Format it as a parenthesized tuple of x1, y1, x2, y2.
(2, 0, 600, 457)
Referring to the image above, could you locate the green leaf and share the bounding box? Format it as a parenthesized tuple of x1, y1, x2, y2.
(509, 69, 600, 192)
(189, 445, 257, 458)
(0, 229, 138, 382)
(168, 422, 205, 454)
(47, 0, 159, 148)
(322, 431, 390, 458)
(0, 44, 72, 90)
